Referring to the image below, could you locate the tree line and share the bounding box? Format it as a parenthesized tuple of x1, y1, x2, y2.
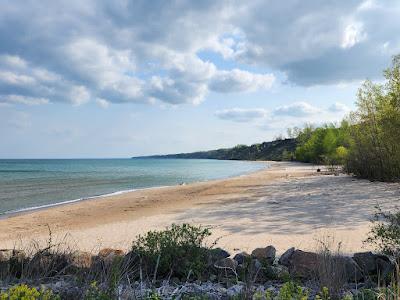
(292, 55, 400, 182)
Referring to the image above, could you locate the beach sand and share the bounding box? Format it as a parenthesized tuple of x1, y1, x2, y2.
(1, 161, 399, 255)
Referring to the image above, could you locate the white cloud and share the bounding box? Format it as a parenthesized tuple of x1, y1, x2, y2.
(257, 101, 352, 131)
(210, 69, 275, 93)
(341, 22, 366, 49)
(1, 94, 49, 105)
(215, 108, 268, 122)
(328, 102, 351, 113)
(70, 86, 90, 106)
(1, 0, 400, 106)
(0, 55, 27, 69)
(0, 71, 36, 85)
(274, 102, 321, 117)
(96, 98, 110, 109)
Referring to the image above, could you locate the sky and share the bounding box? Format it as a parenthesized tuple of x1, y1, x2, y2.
(0, 0, 399, 158)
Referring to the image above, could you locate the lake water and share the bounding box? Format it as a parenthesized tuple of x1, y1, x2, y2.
(0, 158, 266, 215)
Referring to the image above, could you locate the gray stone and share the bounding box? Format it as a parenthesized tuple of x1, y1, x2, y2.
(252, 258, 263, 271)
(340, 256, 363, 282)
(278, 247, 295, 266)
(233, 252, 250, 265)
(210, 248, 230, 261)
(376, 256, 394, 279)
(289, 250, 319, 278)
(251, 245, 276, 264)
(227, 284, 244, 297)
(214, 258, 238, 270)
(352, 251, 393, 278)
(353, 252, 377, 274)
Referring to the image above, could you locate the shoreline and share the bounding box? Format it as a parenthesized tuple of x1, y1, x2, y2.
(0, 160, 269, 220)
(1, 161, 399, 254)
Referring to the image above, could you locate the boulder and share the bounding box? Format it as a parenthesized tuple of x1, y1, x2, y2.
(288, 250, 319, 278)
(209, 248, 230, 261)
(278, 247, 295, 266)
(339, 256, 363, 282)
(376, 256, 394, 279)
(353, 252, 393, 277)
(233, 252, 250, 265)
(353, 252, 377, 274)
(227, 284, 244, 297)
(252, 258, 263, 271)
(214, 258, 238, 270)
(251, 245, 276, 264)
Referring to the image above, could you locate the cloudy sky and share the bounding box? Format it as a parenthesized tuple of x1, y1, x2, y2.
(0, 0, 399, 158)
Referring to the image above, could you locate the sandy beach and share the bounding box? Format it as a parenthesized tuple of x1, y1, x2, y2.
(1, 161, 399, 255)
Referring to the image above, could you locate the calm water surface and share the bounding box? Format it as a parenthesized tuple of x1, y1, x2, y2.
(0, 158, 266, 215)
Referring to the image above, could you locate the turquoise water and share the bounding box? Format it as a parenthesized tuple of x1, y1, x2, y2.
(0, 158, 266, 215)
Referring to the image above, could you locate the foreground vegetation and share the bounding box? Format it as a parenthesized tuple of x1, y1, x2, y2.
(1, 215, 400, 299)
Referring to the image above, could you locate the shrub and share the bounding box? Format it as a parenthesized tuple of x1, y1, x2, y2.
(83, 282, 113, 300)
(316, 237, 347, 299)
(277, 282, 309, 300)
(316, 287, 331, 300)
(0, 284, 59, 300)
(366, 206, 400, 258)
(132, 223, 212, 281)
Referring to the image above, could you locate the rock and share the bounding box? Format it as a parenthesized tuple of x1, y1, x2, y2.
(288, 250, 319, 278)
(227, 284, 244, 297)
(69, 251, 92, 269)
(209, 248, 230, 261)
(233, 252, 250, 265)
(214, 258, 238, 270)
(353, 252, 377, 274)
(269, 264, 290, 280)
(279, 247, 295, 266)
(252, 259, 263, 271)
(376, 256, 394, 279)
(352, 251, 393, 278)
(251, 245, 276, 264)
(339, 256, 363, 282)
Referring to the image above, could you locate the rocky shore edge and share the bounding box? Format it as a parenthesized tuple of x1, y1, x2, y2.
(0, 245, 393, 299)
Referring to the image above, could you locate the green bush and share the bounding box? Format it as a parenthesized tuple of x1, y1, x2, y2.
(316, 287, 331, 300)
(132, 223, 212, 281)
(0, 284, 59, 300)
(366, 206, 400, 258)
(277, 282, 309, 300)
(83, 282, 112, 300)
(294, 123, 350, 166)
(353, 289, 377, 300)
